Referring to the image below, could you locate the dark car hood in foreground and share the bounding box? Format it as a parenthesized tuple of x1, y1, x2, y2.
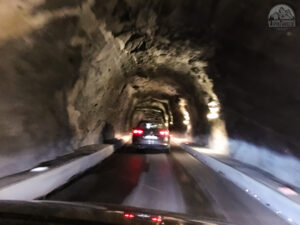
(0, 200, 234, 225)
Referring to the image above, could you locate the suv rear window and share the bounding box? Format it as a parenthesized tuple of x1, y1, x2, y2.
(137, 122, 164, 129)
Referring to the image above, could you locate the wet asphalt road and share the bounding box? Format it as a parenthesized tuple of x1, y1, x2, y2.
(46, 145, 289, 225)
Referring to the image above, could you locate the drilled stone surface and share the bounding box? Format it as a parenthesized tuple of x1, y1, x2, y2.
(0, 0, 299, 177)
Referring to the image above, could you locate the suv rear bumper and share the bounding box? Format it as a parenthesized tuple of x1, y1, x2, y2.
(132, 142, 170, 150)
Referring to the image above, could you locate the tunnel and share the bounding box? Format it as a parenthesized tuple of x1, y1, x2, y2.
(0, 0, 300, 204)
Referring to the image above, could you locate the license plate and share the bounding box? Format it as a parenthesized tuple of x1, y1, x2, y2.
(144, 135, 158, 140)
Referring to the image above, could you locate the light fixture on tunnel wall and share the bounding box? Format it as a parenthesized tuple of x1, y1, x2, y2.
(179, 98, 191, 132)
(30, 166, 49, 172)
(183, 120, 189, 125)
(207, 112, 219, 120)
(209, 107, 219, 114)
(207, 101, 220, 120)
(208, 101, 218, 107)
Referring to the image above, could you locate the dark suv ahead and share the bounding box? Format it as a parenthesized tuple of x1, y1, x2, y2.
(132, 121, 170, 153)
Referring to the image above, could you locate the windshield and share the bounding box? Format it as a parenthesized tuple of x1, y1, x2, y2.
(0, 1, 299, 225)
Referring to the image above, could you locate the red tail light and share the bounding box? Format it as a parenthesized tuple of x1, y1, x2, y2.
(132, 129, 144, 135)
(159, 130, 169, 136)
(151, 217, 162, 223)
(124, 213, 135, 219)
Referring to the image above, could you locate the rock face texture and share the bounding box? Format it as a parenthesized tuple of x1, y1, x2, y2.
(0, 0, 299, 177)
(0, 1, 82, 177)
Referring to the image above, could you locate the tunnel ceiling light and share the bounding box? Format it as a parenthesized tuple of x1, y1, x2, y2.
(207, 112, 219, 120)
(30, 166, 49, 172)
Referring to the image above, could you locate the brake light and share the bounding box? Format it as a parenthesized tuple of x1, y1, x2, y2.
(124, 213, 135, 219)
(159, 130, 169, 136)
(132, 129, 144, 135)
(151, 217, 162, 223)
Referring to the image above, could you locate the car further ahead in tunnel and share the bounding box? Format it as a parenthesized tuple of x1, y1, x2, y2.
(132, 121, 170, 153)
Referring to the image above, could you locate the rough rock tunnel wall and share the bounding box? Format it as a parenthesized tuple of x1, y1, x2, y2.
(0, 0, 299, 179)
